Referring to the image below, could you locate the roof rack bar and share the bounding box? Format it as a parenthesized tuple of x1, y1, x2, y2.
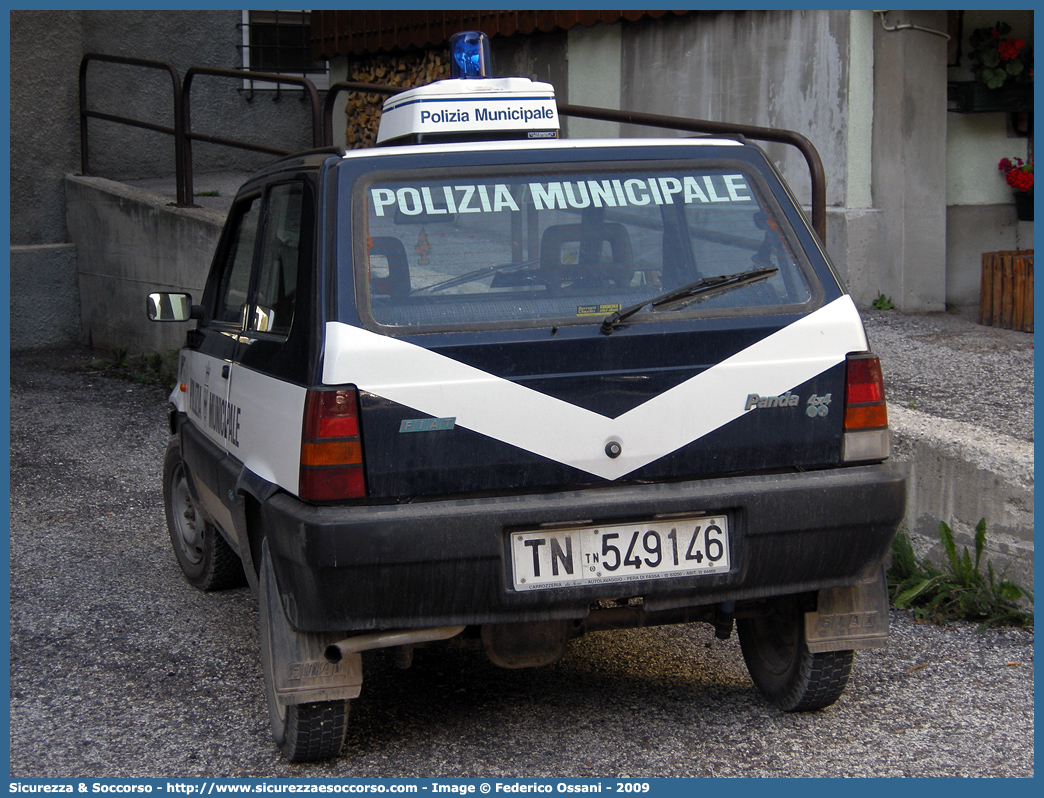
(557, 103, 828, 243)
(322, 81, 401, 148)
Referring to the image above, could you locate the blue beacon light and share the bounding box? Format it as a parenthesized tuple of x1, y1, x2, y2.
(449, 31, 492, 78)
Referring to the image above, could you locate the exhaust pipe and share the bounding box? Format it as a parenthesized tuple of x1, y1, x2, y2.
(324, 625, 466, 663)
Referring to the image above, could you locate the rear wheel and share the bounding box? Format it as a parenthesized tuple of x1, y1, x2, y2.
(737, 595, 853, 712)
(259, 544, 349, 762)
(267, 698, 350, 764)
(163, 439, 246, 591)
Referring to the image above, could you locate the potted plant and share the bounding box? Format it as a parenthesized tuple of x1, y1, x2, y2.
(969, 22, 1032, 89)
(998, 156, 1034, 221)
(950, 21, 1033, 112)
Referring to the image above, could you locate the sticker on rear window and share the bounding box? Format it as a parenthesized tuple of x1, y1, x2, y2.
(576, 304, 621, 317)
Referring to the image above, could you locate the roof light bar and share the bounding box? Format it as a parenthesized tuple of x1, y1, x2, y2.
(375, 31, 559, 146)
(449, 31, 492, 79)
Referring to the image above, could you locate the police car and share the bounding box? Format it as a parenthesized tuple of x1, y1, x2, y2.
(149, 32, 905, 762)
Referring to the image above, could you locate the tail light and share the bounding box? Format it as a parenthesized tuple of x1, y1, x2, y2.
(842, 354, 890, 462)
(299, 388, 366, 501)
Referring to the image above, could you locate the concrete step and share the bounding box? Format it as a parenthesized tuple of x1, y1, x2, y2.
(863, 308, 1034, 591)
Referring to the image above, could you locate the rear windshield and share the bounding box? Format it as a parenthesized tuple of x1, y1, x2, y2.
(355, 160, 816, 331)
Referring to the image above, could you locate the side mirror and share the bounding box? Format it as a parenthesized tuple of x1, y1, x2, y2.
(147, 292, 202, 322)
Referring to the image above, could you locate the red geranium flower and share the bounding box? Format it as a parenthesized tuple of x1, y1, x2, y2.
(1007, 170, 1034, 192)
(999, 156, 1034, 194)
(998, 38, 1025, 61)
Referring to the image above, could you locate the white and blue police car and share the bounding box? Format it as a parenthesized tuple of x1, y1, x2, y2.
(149, 32, 905, 762)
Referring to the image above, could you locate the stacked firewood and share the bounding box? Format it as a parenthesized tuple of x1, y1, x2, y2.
(344, 50, 450, 148)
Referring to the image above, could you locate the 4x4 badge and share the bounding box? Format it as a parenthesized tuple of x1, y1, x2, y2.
(806, 393, 832, 417)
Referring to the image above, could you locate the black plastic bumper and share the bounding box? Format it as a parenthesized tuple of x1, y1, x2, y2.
(261, 464, 906, 633)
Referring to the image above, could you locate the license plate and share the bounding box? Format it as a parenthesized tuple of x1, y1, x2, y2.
(510, 515, 730, 591)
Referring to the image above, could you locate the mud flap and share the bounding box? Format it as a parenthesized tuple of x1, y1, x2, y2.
(259, 542, 363, 707)
(804, 567, 889, 653)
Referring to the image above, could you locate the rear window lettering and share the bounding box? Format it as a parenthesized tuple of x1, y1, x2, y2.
(357, 164, 813, 331)
(370, 175, 753, 218)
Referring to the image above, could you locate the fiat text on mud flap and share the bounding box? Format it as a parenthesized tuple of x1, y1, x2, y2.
(148, 32, 904, 762)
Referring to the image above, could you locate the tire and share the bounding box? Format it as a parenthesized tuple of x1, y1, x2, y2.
(269, 700, 350, 764)
(737, 595, 853, 712)
(259, 544, 349, 763)
(163, 439, 247, 591)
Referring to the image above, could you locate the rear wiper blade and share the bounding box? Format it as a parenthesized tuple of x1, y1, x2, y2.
(599, 267, 778, 336)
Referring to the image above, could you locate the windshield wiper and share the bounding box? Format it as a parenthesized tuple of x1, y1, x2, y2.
(599, 267, 778, 336)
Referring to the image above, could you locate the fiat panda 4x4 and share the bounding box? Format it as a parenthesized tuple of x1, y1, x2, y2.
(149, 33, 905, 762)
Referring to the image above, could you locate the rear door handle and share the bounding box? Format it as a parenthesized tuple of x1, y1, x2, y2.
(222, 365, 230, 379)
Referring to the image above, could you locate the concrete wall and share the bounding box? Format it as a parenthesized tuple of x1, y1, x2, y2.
(618, 11, 851, 207)
(555, 11, 953, 311)
(565, 24, 621, 140)
(10, 13, 89, 351)
(78, 10, 318, 182)
(890, 407, 1035, 591)
(556, 11, 1020, 313)
(11, 10, 317, 240)
(494, 32, 572, 126)
(64, 175, 224, 356)
(560, 12, 883, 306)
(871, 11, 950, 313)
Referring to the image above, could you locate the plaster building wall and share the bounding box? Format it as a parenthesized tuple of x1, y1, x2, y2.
(944, 10, 1035, 308)
(10, 12, 86, 247)
(78, 10, 318, 182)
(10, 12, 88, 350)
(10, 10, 323, 352)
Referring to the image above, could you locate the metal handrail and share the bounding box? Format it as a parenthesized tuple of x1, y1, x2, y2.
(182, 67, 322, 202)
(77, 59, 828, 238)
(79, 54, 187, 205)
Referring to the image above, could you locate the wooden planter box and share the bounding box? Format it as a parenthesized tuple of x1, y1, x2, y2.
(979, 250, 1033, 332)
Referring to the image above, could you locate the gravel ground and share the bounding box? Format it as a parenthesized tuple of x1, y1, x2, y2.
(8, 345, 1034, 779)
(862, 306, 1034, 443)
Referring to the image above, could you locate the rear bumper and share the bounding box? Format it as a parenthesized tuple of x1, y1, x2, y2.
(261, 464, 906, 633)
